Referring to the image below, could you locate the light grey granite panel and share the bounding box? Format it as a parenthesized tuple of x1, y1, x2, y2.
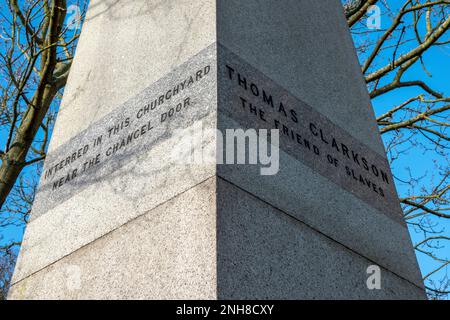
(31, 44, 216, 221)
(9, 178, 217, 300)
(50, 0, 217, 151)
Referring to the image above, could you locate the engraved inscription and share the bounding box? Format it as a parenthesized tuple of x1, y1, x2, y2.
(31, 44, 403, 225)
(30, 45, 217, 221)
(218, 45, 403, 224)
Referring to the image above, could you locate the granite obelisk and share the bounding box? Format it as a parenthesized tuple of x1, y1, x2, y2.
(9, 0, 425, 299)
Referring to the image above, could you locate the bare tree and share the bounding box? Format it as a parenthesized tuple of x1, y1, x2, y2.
(0, 247, 16, 300)
(345, 0, 450, 298)
(0, 0, 85, 298)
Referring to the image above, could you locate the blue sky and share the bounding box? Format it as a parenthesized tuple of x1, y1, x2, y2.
(356, 2, 450, 294)
(373, 51, 450, 290)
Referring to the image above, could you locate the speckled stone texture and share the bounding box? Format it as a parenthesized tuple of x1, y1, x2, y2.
(9, 0, 425, 299)
(216, 178, 425, 299)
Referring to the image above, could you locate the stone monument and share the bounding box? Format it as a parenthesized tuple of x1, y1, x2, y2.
(9, 0, 425, 299)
